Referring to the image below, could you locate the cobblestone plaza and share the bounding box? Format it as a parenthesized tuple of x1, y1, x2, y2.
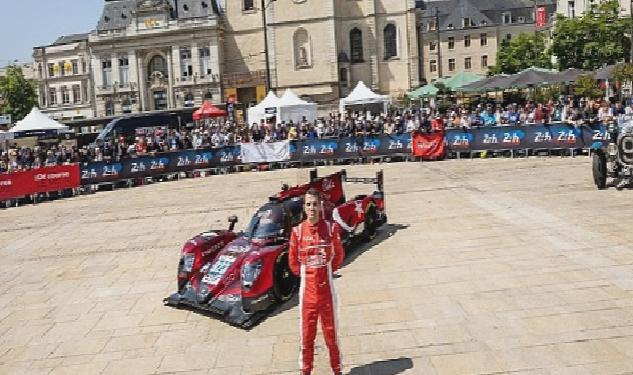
(2, 158, 633, 374)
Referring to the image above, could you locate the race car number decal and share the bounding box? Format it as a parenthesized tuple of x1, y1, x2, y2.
(202, 255, 235, 285)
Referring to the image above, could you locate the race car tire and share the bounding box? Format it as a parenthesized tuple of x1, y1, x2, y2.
(362, 205, 377, 242)
(272, 251, 297, 302)
(592, 151, 607, 190)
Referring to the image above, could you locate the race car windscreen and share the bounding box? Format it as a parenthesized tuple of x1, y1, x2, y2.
(244, 203, 285, 239)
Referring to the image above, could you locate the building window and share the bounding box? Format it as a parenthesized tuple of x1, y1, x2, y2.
(480, 33, 488, 46)
(462, 17, 472, 28)
(384, 24, 397, 59)
(243, 0, 254, 10)
(294, 28, 311, 68)
(350, 28, 364, 63)
(503, 12, 512, 24)
(448, 37, 455, 50)
(199, 47, 211, 76)
(105, 101, 115, 116)
(464, 57, 472, 70)
(518, 16, 525, 23)
(48, 88, 57, 105)
(48, 63, 55, 77)
(122, 99, 132, 113)
(429, 59, 437, 73)
(180, 47, 193, 77)
(428, 19, 437, 31)
(60, 62, 67, 77)
(429, 41, 437, 51)
(72, 60, 79, 75)
(61, 86, 70, 104)
(148, 55, 168, 79)
(568, 1, 575, 18)
(448, 58, 455, 72)
(464, 35, 471, 48)
(505, 33, 512, 42)
(119, 56, 129, 84)
(82, 60, 87, 74)
(481, 55, 488, 68)
(72, 84, 81, 104)
(102, 59, 112, 86)
(184, 93, 195, 107)
(340, 68, 348, 87)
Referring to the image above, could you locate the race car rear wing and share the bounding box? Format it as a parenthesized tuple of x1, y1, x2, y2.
(310, 169, 384, 192)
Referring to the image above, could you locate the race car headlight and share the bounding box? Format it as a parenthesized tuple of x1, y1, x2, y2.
(182, 254, 195, 272)
(241, 260, 263, 290)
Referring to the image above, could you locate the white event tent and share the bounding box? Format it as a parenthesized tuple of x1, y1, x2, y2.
(9, 108, 70, 137)
(339, 81, 390, 114)
(275, 89, 318, 125)
(247, 91, 281, 126)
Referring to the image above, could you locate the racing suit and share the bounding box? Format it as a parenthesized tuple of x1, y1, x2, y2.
(289, 219, 345, 374)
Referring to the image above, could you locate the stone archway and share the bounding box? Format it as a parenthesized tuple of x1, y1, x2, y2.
(146, 54, 169, 110)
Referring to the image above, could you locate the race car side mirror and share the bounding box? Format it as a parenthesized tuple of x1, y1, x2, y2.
(228, 215, 238, 232)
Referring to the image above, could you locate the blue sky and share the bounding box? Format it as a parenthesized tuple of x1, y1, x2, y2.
(0, 0, 104, 66)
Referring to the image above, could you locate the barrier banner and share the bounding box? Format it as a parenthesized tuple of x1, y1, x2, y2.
(211, 145, 241, 166)
(295, 139, 339, 162)
(241, 141, 290, 163)
(522, 123, 584, 149)
(0, 165, 80, 200)
(335, 136, 382, 159)
(122, 156, 171, 178)
(581, 123, 610, 148)
(379, 134, 412, 155)
(412, 132, 445, 159)
(81, 161, 123, 184)
(167, 150, 214, 172)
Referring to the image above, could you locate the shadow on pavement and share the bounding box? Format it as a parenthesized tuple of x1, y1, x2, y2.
(347, 357, 414, 375)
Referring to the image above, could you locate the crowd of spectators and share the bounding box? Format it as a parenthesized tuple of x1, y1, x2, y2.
(3, 96, 633, 173)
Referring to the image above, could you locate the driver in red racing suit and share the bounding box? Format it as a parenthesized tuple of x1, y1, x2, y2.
(289, 188, 345, 375)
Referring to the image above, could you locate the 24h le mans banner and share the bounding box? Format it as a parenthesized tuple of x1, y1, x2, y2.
(412, 132, 445, 159)
(0, 165, 80, 200)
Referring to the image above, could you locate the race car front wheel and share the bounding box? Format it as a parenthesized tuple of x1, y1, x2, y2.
(592, 151, 607, 190)
(273, 251, 298, 302)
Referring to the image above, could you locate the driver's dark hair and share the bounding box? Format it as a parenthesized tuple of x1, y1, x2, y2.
(305, 187, 321, 202)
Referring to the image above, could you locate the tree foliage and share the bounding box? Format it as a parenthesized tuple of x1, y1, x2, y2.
(489, 33, 551, 75)
(0, 65, 38, 122)
(551, 0, 631, 70)
(613, 62, 633, 83)
(574, 74, 603, 98)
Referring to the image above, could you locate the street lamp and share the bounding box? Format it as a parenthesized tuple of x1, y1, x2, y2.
(435, 7, 443, 79)
(261, 0, 276, 92)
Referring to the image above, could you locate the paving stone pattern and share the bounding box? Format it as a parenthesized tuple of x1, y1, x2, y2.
(2, 158, 633, 375)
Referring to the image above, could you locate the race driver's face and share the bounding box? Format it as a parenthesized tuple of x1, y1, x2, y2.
(304, 194, 321, 224)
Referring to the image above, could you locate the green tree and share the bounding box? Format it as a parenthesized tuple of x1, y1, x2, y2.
(613, 62, 633, 83)
(551, 0, 631, 70)
(489, 33, 551, 75)
(574, 74, 603, 99)
(0, 65, 38, 122)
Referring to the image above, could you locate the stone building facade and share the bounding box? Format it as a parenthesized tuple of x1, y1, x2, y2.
(418, 0, 556, 83)
(557, 0, 631, 18)
(31, 0, 562, 120)
(89, 0, 223, 117)
(32, 34, 95, 121)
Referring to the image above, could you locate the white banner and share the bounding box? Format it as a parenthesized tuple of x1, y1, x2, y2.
(240, 141, 290, 163)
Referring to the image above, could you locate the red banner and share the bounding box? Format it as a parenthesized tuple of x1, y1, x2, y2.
(0, 165, 80, 200)
(412, 132, 445, 160)
(536, 7, 547, 28)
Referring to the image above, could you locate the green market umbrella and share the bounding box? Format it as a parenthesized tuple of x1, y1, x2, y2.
(408, 83, 439, 99)
(441, 71, 485, 90)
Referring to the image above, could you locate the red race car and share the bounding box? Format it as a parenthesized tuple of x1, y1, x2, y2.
(164, 169, 387, 327)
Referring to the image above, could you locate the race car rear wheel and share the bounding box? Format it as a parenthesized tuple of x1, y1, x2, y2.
(592, 150, 607, 190)
(362, 205, 377, 242)
(272, 251, 298, 302)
